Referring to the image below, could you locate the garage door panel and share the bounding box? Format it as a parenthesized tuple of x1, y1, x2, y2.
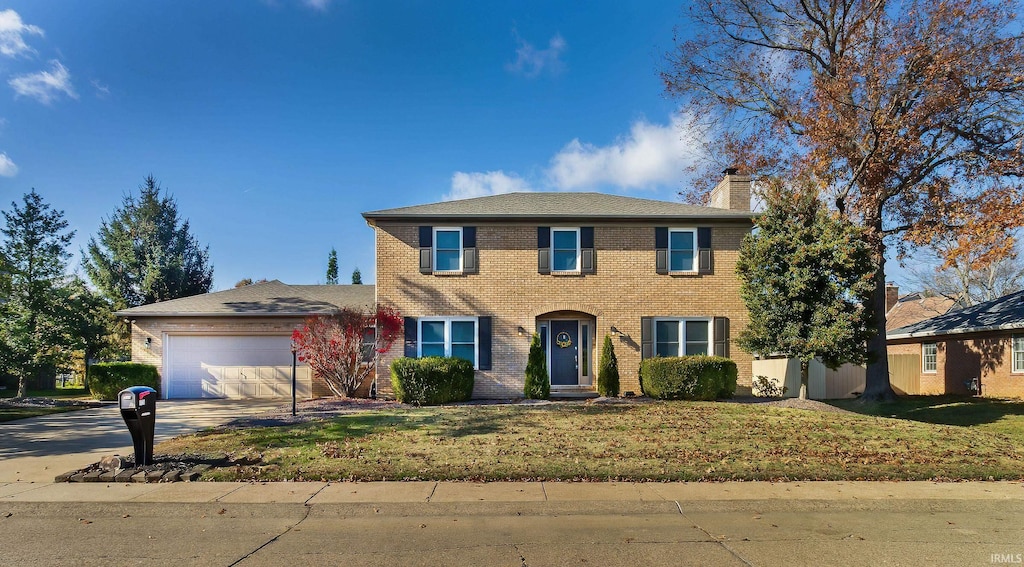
(165, 335, 312, 400)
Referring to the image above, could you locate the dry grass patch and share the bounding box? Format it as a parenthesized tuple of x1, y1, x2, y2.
(156, 400, 1024, 482)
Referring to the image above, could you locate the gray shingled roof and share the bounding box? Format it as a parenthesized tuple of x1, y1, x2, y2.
(887, 289, 1024, 339)
(114, 280, 375, 317)
(363, 192, 754, 221)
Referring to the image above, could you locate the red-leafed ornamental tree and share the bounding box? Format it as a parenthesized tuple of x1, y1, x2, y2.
(291, 306, 402, 397)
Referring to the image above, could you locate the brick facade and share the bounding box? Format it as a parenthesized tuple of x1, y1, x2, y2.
(373, 221, 753, 398)
(888, 332, 1024, 397)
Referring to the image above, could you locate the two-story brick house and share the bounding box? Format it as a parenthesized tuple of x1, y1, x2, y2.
(363, 171, 756, 398)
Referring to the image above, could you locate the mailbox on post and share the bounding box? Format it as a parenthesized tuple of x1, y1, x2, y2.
(119, 386, 157, 466)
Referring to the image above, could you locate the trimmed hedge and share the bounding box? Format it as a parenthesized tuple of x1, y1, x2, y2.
(640, 356, 737, 401)
(390, 357, 475, 405)
(88, 363, 160, 401)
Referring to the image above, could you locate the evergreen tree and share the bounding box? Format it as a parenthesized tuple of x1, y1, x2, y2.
(0, 191, 77, 397)
(351, 267, 362, 285)
(523, 332, 549, 399)
(326, 248, 338, 285)
(83, 176, 213, 308)
(736, 183, 876, 399)
(597, 334, 619, 397)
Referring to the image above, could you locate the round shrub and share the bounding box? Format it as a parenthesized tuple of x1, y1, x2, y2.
(640, 356, 738, 401)
(390, 357, 475, 405)
(88, 362, 160, 401)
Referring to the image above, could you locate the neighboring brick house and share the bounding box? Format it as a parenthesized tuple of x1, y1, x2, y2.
(363, 171, 756, 399)
(116, 281, 374, 399)
(884, 284, 957, 333)
(887, 289, 1024, 397)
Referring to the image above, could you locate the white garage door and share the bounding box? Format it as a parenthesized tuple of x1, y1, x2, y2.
(163, 335, 312, 399)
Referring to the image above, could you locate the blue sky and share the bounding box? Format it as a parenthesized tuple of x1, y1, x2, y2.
(0, 1, 920, 291)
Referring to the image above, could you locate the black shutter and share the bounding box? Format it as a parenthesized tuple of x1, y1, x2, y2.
(462, 226, 478, 273)
(418, 226, 433, 274)
(538, 226, 551, 274)
(641, 317, 654, 359)
(581, 227, 595, 274)
(698, 227, 712, 273)
(713, 317, 729, 357)
(404, 317, 418, 358)
(478, 316, 492, 370)
(538, 226, 551, 248)
(655, 228, 668, 274)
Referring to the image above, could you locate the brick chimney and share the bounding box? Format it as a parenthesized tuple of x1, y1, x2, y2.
(709, 168, 751, 212)
(885, 282, 899, 313)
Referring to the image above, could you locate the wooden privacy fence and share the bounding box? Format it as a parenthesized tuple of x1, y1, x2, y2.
(751, 353, 922, 399)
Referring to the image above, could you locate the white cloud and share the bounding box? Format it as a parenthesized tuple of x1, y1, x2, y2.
(0, 9, 43, 58)
(0, 152, 18, 177)
(303, 0, 330, 11)
(445, 171, 532, 201)
(90, 79, 110, 98)
(9, 60, 77, 104)
(546, 114, 703, 190)
(506, 32, 566, 78)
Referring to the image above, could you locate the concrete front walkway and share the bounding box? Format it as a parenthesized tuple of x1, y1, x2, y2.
(0, 400, 282, 483)
(0, 481, 1022, 566)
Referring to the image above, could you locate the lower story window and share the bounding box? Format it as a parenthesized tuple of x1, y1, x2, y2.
(923, 342, 937, 373)
(1013, 335, 1024, 373)
(654, 319, 711, 356)
(419, 318, 477, 367)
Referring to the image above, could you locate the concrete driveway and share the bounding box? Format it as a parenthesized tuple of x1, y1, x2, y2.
(0, 400, 282, 483)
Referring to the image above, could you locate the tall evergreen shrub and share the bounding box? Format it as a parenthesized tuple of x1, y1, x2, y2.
(597, 335, 619, 397)
(524, 333, 549, 399)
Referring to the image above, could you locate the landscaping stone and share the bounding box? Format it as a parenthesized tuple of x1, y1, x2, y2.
(115, 469, 140, 482)
(55, 454, 229, 483)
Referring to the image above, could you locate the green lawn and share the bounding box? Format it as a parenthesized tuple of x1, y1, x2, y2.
(829, 396, 1024, 444)
(0, 388, 94, 423)
(0, 387, 90, 400)
(0, 405, 84, 423)
(157, 399, 1024, 482)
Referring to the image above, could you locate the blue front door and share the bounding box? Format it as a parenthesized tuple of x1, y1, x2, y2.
(549, 321, 579, 386)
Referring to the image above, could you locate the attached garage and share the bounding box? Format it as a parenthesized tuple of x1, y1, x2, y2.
(116, 280, 375, 400)
(163, 335, 311, 399)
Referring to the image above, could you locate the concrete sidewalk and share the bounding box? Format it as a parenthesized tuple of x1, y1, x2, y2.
(0, 400, 281, 483)
(1, 479, 1022, 504)
(1, 481, 1022, 566)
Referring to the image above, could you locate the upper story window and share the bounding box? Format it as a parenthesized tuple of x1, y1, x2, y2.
(419, 317, 477, 368)
(923, 342, 937, 373)
(433, 228, 462, 272)
(551, 228, 580, 272)
(1013, 335, 1024, 373)
(418, 225, 477, 275)
(669, 229, 697, 273)
(654, 318, 711, 356)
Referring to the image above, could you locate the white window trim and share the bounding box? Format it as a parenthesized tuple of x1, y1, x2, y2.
(1012, 335, 1024, 374)
(652, 317, 713, 357)
(417, 317, 479, 369)
(668, 228, 698, 274)
(433, 227, 463, 273)
(550, 227, 581, 273)
(922, 342, 938, 373)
